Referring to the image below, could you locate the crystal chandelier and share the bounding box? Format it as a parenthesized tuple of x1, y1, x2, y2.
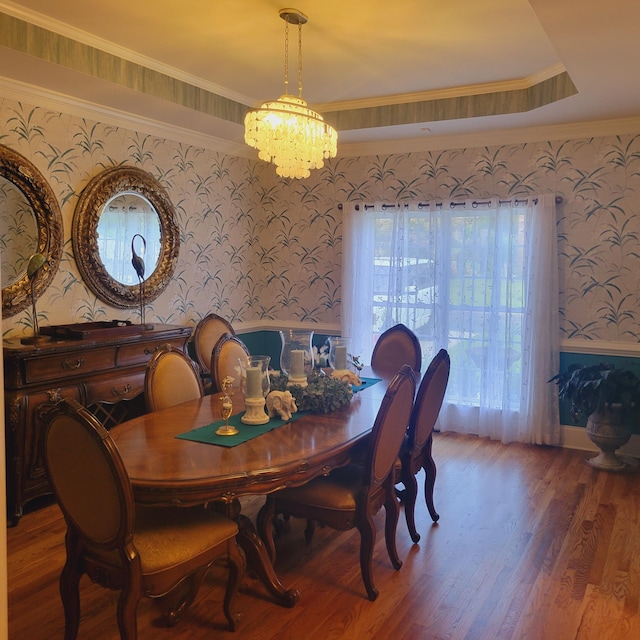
(244, 8, 337, 180)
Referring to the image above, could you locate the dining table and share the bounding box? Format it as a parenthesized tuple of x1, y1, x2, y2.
(109, 368, 394, 607)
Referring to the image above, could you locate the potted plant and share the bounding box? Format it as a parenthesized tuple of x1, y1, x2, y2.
(549, 363, 640, 472)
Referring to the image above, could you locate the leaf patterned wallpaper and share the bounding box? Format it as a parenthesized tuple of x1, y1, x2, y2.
(2, 97, 640, 349)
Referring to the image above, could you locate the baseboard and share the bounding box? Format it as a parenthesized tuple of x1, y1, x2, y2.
(561, 424, 640, 458)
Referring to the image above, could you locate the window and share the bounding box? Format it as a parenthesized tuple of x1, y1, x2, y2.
(342, 197, 560, 444)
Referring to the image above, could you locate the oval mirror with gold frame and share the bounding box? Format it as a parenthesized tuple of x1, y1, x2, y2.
(1, 143, 63, 318)
(72, 166, 179, 308)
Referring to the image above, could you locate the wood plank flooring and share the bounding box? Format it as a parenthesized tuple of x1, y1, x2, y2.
(8, 432, 640, 639)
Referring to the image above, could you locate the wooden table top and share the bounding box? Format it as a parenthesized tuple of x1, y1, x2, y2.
(110, 371, 392, 507)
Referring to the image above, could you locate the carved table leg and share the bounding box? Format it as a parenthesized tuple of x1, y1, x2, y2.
(237, 513, 299, 608)
(214, 498, 299, 607)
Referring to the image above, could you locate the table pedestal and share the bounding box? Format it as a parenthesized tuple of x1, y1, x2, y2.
(215, 498, 299, 607)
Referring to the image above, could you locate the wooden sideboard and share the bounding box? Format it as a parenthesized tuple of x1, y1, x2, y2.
(3, 323, 192, 525)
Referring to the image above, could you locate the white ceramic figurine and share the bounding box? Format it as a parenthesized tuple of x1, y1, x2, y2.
(266, 390, 298, 421)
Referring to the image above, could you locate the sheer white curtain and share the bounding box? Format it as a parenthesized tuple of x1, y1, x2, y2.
(342, 196, 560, 445)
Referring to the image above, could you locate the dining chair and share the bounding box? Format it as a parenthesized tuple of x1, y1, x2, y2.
(257, 364, 416, 601)
(191, 313, 235, 392)
(43, 397, 243, 639)
(211, 333, 250, 393)
(397, 348, 450, 543)
(144, 345, 204, 412)
(371, 323, 422, 374)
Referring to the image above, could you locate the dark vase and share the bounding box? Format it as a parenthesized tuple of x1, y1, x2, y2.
(585, 404, 638, 472)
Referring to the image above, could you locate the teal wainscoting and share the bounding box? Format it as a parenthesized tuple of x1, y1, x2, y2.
(237, 330, 334, 371)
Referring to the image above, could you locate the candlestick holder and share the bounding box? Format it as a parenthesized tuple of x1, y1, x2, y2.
(239, 355, 270, 424)
(216, 376, 239, 436)
(279, 329, 313, 387)
(329, 336, 349, 373)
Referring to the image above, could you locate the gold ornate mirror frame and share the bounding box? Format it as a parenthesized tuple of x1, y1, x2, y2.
(1, 144, 63, 318)
(72, 166, 179, 308)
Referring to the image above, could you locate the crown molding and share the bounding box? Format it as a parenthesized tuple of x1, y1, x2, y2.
(0, 75, 253, 158)
(336, 116, 640, 158)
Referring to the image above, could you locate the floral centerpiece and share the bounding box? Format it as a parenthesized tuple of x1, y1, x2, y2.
(270, 371, 353, 413)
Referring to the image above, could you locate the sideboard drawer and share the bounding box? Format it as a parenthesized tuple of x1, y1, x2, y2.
(116, 337, 185, 367)
(24, 347, 116, 384)
(83, 370, 146, 406)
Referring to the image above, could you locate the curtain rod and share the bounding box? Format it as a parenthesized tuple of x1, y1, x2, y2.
(337, 196, 563, 211)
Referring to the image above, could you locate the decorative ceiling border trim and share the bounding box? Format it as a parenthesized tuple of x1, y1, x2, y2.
(0, 12, 250, 126)
(316, 63, 569, 111)
(0, 1, 255, 105)
(322, 71, 578, 131)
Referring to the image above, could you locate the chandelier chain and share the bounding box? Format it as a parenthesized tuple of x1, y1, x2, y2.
(284, 18, 289, 95)
(298, 22, 303, 98)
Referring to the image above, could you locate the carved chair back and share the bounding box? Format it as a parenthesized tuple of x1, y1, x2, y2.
(371, 323, 422, 374)
(144, 345, 203, 412)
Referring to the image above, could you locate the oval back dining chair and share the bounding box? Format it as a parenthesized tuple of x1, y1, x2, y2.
(191, 313, 235, 392)
(144, 344, 204, 412)
(211, 333, 250, 393)
(43, 397, 243, 639)
(371, 323, 422, 374)
(397, 348, 450, 543)
(257, 364, 416, 601)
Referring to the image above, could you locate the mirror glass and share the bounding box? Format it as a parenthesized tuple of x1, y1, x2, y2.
(0, 176, 38, 287)
(97, 192, 161, 285)
(72, 166, 179, 308)
(1, 144, 63, 318)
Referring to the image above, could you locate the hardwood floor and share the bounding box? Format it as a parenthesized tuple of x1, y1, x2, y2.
(8, 432, 640, 639)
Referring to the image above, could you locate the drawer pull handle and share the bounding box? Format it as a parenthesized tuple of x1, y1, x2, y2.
(61, 357, 84, 370)
(112, 384, 132, 397)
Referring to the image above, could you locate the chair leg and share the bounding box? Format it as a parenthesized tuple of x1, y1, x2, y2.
(357, 512, 379, 601)
(116, 570, 142, 640)
(303, 519, 316, 544)
(162, 568, 207, 627)
(60, 553, 82, 640)
(256, 497, 277, 564)
(383, 482, 403, 571)
(400, 465, 421, 543)
(223, 539, 245, 631)
(423, 437, 440, 523)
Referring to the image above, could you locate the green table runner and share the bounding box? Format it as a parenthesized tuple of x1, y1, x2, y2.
(176, 377, 381, 447)
(352, 376, 381, 393)
(176, 412, 306, 447)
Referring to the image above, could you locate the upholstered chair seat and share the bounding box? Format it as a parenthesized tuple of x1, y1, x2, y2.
(274, 465, 365, 515)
